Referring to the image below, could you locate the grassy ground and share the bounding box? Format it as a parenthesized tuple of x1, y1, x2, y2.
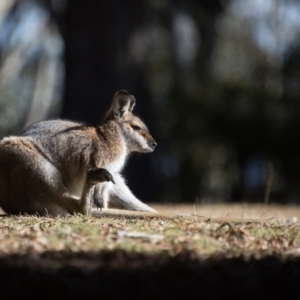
(1, 203, 300, 298)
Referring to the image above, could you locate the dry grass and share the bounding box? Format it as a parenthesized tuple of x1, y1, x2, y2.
(1, 203, 300, 267)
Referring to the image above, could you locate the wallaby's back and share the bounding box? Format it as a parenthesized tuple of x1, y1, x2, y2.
(21, 119, 127, 173)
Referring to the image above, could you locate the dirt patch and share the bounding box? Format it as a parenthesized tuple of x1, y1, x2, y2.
(153, 203, 300, 222)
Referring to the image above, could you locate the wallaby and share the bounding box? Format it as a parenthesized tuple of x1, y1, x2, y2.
(0, 90, 157, 216)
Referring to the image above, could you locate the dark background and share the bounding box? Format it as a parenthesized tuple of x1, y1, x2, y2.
(1, 0, 300, 205)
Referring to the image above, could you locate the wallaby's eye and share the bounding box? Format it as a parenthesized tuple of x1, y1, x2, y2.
(131, 125, 141, 132)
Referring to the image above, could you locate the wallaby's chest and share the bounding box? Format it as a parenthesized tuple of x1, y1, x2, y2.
(105, 141, 127, 174)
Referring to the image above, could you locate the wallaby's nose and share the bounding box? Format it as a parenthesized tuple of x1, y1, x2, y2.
(152, 140, 157, 148)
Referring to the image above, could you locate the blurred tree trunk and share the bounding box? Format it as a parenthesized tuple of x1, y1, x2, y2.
(171, 0, 225, 201)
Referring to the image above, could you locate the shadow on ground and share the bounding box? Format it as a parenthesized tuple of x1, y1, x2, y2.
(1, 250, 300, 299)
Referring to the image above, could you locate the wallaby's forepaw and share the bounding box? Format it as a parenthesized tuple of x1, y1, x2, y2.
(93, 194, 103, 209)
(87, 168, 115, 185)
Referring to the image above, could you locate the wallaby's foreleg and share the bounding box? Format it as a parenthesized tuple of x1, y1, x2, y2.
(92, 168, 115, 210)
(93, 181, 111, 210)
(93, 174, 157, 213)
(83, 168, 114, 214)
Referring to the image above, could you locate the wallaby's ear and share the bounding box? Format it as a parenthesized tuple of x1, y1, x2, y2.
(129, 95, 136, 112)
(112, 90, 136, 118)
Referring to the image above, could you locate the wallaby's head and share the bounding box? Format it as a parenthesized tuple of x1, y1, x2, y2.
(103, 90, 157, 153)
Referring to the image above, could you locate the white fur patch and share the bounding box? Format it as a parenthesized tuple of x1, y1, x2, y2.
(106, 138, 128, 174)
(136, 133, 152, 152)
(41, 159, 62, 184)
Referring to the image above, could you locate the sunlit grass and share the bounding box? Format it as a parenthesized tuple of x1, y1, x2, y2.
(1, 203, 300, 268)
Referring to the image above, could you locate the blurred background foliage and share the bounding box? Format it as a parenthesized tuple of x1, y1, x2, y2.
(1, 0, 300, 204)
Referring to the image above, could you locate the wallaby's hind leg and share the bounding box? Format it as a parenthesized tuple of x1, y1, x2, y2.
(0, 137, 75, 216)
(0, 138, 114, 216)
(0, 137, 54, 215)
